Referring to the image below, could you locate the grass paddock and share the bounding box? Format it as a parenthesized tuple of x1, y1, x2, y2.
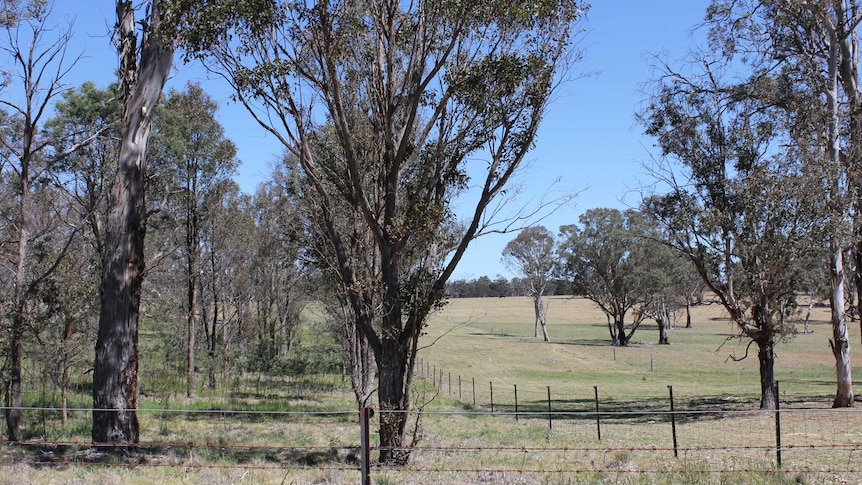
(2, 296, 860, 484)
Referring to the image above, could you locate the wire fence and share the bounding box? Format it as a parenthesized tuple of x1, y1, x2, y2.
(1, 374, 861, 483)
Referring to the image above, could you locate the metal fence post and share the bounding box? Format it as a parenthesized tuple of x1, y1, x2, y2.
(514, 384, 519, 421)
(490, 381, 495, 413)
(594, 386, 601, 441)
(668, 385, 678, 458)
(547, 386, 552, 430)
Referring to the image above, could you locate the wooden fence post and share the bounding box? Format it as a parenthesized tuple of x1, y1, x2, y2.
(360, 407, 372, 485)
(775, 381, 782, 468)
(472, 378, 476, 406)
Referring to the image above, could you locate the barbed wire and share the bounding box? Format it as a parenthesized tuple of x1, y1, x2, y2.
(0, 406, 355, 416)
(2, 404, 860, 479)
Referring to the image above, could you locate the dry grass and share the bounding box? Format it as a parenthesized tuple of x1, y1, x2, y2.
(2, 296, 859, 484)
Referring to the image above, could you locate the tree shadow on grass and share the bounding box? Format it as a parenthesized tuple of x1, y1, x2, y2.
(467, 330, 520, 338)
(12, 441, 360, 470)
(457, 392, 802, 426)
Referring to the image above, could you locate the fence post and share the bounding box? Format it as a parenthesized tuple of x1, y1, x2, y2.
(458, 376, 462, 401)
(668, 385, 678, 458)
(472, 378, 476, 406)
(490, 382, 495, 413)
(514, 384, 519, 421)
(594, 386, 601, 441)
(360, 406, 372, 485)
(547, 386, 553, 430)
(775, 381, 782, 469)
(448, 373, 451, 395)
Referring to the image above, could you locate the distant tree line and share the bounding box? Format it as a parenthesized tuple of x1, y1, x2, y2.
(445, 276, 570, 299)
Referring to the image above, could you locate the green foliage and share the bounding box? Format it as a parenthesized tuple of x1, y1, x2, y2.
(558, 209, 683, 345)
(246, 340, 341, 376)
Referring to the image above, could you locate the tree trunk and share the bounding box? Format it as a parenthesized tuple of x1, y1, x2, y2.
(606, 314, 618, 346)
(93, 0, 174, 446)
(757, 341, 777, 410)
(685, 301, 692, 329)
(349, 311, 376, 405)
(61, 317, 73, 425)
(6, 166, 27, 441)
(5, 313, 23, 441)
(533, 294, 549, 342)
(376, 337, 409, 465)
(657, 316, 670, 345)
(187, 271, 197, 398)
(830, 242, 854, 407)
(5, 88, 33, 440)
(206, 251, 219, 390)
(615, 317, 629, 346)
(824, 25, 854, 409)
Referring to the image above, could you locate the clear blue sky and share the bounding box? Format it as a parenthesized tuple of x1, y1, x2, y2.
(52, 1, 710, 280)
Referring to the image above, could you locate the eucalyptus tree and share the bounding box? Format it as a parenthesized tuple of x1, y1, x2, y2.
(199, 180, 255, 389)
(0, 1, 88, 441)
(677, 261, 706, 329)
(247, 170, 307, 371)
(93, 0, 196, 447)
(149, 82, 238, 398)
(503, 226, 557, 342)
(177, 0, 588, 464)
(559, 208, 676, 347)
(703, 0, 857, 407)
(640, 61, 826, 410)
(635, 223, 690, 345)
(44, 82, 122, 424)
(46, 82, 122, 263)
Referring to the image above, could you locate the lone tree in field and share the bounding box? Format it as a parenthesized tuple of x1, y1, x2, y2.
(640, 59, 825, 410)
(559, 208, 675, 346)
(503, 226, 557, 342)
(177, 0, 588, 464)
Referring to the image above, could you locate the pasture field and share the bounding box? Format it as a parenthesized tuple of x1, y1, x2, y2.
(2, 296, 860, 484)
(420, 295, 845, 406)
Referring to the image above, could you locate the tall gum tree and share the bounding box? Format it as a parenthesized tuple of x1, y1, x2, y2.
(177, 0, 588, 464)
(558, 208, 675, 347)
(502, 226, 557, 342)
(704, 0, 856, 407)
(149, 82, 238, 399)
(640, 61, 826, 410)
(0, 1, 89, 441)
(92, 0, 190, 446)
